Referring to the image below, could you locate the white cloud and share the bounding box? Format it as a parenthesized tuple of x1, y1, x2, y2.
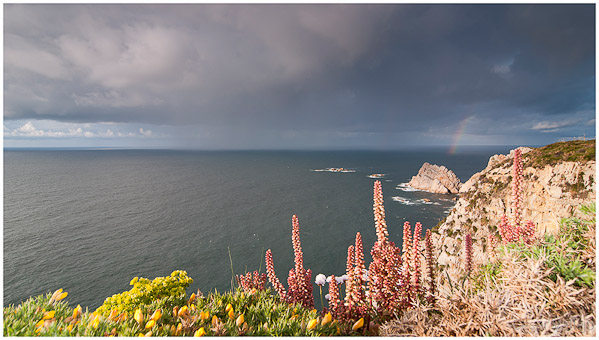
(5, 121, 156, 139)
(139, 128, 152, 137)
(531, 119, 579, 132)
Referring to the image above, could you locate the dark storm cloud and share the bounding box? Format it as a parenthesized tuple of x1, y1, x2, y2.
(4, 4, 595, 146)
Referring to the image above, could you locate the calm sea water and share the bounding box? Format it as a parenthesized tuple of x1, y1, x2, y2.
(4, 148, 511, 310)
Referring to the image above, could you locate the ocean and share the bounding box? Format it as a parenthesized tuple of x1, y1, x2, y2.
(4, 147, 512, 310)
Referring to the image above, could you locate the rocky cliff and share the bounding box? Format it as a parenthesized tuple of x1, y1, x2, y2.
(408, 162, 462, 194)
(431, 140, 596, 278)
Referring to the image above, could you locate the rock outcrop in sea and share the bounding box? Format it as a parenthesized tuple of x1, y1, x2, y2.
(408, 163, 462, 194)
(430, 140, 596, 282)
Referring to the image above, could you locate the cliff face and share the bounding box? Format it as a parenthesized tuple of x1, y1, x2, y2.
(431, 140, 596, 275)
(408, 162, 462, 194)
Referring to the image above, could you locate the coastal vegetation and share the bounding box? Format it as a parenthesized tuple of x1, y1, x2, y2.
(3, 142, 595, 336)
(381, 203, 595, 336)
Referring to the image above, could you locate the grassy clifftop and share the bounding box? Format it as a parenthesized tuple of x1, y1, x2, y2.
(524, 139, 595, 168)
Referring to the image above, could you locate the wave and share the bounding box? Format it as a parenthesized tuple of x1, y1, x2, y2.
(391, 196, 417, 205)
(391, 196, 441, 206)
(396, 183, 421, 192)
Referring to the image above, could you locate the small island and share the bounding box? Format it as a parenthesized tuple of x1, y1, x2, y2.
(407, 163, 462, 194)
(313, 167, 356, 173)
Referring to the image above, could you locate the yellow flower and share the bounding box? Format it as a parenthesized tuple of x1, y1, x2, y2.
(211, 315, 219, 326)
(225, 303, 233, 313)
(178, 306, 189, 319)
(188, 293, 196, 305)
(190, 304, 196, 311)
(55, 292, 68, 302)
(50, 289, 63, 302)
(117, 312, 128, 323)
(138, 333, 145, 337)
(145, 331, 152, 337)
(321, 312, 332, 326)
(175, 323, 183, 336)
(228, 308, 235, 320)
(145, 320, 155, 329)
(200, 311, 210, 321)
(72, 305, 82, 319)
(307, 319, 318, 330)
(108, 309, 119, 321)
(194, 327, 206, 337)
(134, 309, 144, 325)
(42, 311, 56, 320)
(150, 309, 162, 322)
(352, 318, 364, 331)
(311, 309, 317, 314)
(35, 320, 45, 328)
(130, 277, 138, 285)
(235, 314, 244, 327)
(92, 317, 100, 329)
(67, 324, 73, 333)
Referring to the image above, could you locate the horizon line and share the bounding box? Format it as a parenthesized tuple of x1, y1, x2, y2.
(3, 144, 546, 152)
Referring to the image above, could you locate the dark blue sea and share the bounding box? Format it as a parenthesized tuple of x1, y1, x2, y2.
(4, 147, 513, 310)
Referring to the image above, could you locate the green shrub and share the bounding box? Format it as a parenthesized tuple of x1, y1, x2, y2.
(95, 270, 193, 317)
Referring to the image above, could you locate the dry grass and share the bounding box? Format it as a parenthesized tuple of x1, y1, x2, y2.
(381, 234, 596, 337)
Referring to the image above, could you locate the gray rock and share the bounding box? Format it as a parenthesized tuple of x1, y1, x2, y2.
(408, 162, 462, 194)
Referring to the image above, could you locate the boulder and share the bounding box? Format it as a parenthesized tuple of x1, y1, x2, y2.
(408, 163, 462, 194)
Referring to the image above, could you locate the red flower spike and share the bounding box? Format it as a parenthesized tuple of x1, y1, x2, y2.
(328, 275, 341, 319)
(345, 245, 355, 305)
(373, 181, 389, 243)
(353, 232, 366, 308)
(265, 249, 287, 300)
(402, 221, 412, 261)
(465, 233, 473, 274)
(411, 222, 422, 293)
(497, 151, 536, 245)
(424, 229, 436, 305)
(512, 149, 523, 228)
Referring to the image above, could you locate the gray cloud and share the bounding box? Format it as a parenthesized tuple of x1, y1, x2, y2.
(4, 4, 595, 148)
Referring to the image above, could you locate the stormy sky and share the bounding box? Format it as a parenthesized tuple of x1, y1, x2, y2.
(4, 4, 596, 149)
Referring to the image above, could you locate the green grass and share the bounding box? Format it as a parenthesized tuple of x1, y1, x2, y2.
(471, 262, 502, 292)
(502, 203, 596, 288)
(4, 286, 348, 336)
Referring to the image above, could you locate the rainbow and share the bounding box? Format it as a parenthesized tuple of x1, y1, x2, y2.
(448, 116, 471, 155)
